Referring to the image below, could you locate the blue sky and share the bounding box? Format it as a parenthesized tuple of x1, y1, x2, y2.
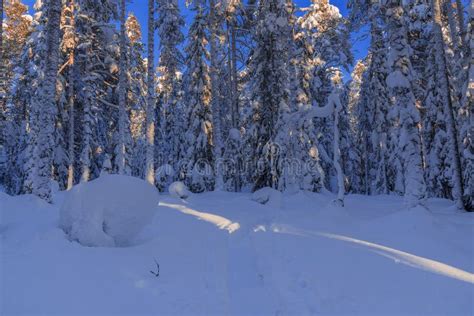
(21, 0, 371, 77)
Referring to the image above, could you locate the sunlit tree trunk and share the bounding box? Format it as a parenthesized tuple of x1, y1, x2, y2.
(32, 0, 61, 202)
(67, 0, 76, 190)
(117, 0, 127, 175)
(145, 0, 155, 185)
(455, 0, 467, 49)
(209, 0, 224, 191)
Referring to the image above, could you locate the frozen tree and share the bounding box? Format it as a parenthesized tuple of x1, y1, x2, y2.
(458, 5, 473, 211)
(145, 0, 155, 185)
(116, 0, 130, 175)
(328, 77, 345, 206)
(29, 0, 61, 202)
(182, 2, 214, 192)
(298, 0, 352, 192)
(208, 0, 225, 190)
(125, 13, 147, 178)
(75, 0, 118, 182)
(385, 0, 426, 207)
(346, 60, 368, 193)
(0, 0, 32, 136)
(156, 0, 185, 178)
(243, 0, 292, 191)
(429, 0, 465, 208)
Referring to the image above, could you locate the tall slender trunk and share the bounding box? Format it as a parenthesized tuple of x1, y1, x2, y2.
(0, 0, 3, 72)
(209, 0, 224, 191)
(67, 0, 76, 190)
(32, 0, 61, 202)
(226, 18, 240, 191)
(454, 0, 467, 49)
(81, 93, 92, 183)
(445, 0, 461, 48)
(145, 0, 155, 185)
(117, 0, 127, 175)
(432, 0, 465, 209)
(331, 90, 345, 206)
(67, 62, 75, 190)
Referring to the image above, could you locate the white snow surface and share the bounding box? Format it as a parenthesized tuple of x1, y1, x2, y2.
(1, 189, 474, 315)
(168, 181, 191, 199)
(252, 187, 283, 208)
(59, 175, 159, 247)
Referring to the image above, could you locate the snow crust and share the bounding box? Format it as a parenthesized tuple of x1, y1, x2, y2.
(59, 175, 159, 247)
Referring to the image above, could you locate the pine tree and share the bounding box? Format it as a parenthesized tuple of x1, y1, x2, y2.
(75, 0, 119, 182)
(458, 4, 473, 211)
(62, 0, 77, 190)
(145, 0, 155, 185)
(244, 0, 292, 191)
(182, 2, 214, 192)
(116, 0, 130, 175)
(297, 0, 352, 193)
(30, 0, 62, 202)
(126, 13, 147, 179)
(0, 0, 32, 147)
(156, 0, 185, 185)
(385, 0, 426, 207)
(347, 60, 368, 193)
(429, 0, 465, 208)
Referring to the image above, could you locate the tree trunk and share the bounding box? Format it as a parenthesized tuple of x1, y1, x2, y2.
(145, 0, 155, 185)
(0, 0, 5, 116)
(117, 0, 127, 175)
(209, 0, 224, 191)
(67, 0, 76, 190)
(445, 0, 461, 48)
(432, 0, 465, 209)
(331, 90, 345, 206)
(32, 0, 61, 202)
(455, 0, 467, 50)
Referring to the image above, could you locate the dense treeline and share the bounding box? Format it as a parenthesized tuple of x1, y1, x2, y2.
(0, 0, 472, 211)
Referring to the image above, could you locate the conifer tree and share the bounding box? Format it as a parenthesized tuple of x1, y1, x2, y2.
(30, 0, 62, 202)
(385, 0, 426, 207)
(182, 1, 214, 192)
(143, 0, 155, 185)
(156, 0, 185, 181)
(244, 0, 292, 190)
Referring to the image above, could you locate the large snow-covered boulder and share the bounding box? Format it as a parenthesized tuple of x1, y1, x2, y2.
(251, 187, 282, 208)
(169, 181, 191, 199)
(59, 175, 159, 247)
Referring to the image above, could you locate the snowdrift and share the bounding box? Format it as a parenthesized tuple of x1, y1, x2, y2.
(59, 175, 159, 247)
(169, 181, 191, 199)
(252, 187, 282, 208)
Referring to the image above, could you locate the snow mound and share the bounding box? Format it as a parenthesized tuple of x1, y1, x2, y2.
(59, 175, 159, 247)
(169, 181, 191, 199)
(251, 187, 282, 208)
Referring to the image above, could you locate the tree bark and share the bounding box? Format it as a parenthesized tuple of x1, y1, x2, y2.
(432, 0, 465, 209)
(67, 0, 76, 190)
(117, 0, 127, 175)
(145, 0, 155, 185)
(209, 0, 224, 191)
(32, 0, 61, 202)
(455, 0, 467, 50)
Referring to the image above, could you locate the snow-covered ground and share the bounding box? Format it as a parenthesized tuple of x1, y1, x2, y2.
(1, 187, 473, 315)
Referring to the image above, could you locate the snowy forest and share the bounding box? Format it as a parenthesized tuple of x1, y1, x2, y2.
(1, 0, 474, 314)
(0, 0, 473, 210)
